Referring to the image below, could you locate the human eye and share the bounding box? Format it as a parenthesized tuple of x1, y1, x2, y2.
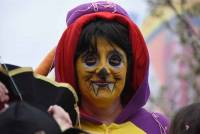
(84, 54, 97, 66)
(108, 52, 122, 67)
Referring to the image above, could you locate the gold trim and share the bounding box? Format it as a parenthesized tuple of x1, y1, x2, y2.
(74, 104, 81, 127)
(1, 65, 80, 126)
(0, 66, 33, 77)
(33, 73, 79, 103)
(0, 66, 79, 103)
(0, 66, 7, 75)
(9, 67, 33, 76)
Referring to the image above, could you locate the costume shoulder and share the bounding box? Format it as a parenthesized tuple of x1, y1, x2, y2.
(151, 112, 169, 133)
(129, 108, 169, 134)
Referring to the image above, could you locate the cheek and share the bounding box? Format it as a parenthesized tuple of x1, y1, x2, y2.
(77, 65, 94, 83)
(112, 64, 127, 78)
(77, 60, 90, 77)
(76, 63, 93, 91)
(112, 65, 127, 92)
(119, 67, 127, 78)
(115, 72, 126, 89)
(76, 70, 90, 96)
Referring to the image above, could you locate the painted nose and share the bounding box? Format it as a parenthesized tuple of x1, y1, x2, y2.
(97, 68, 109, 80)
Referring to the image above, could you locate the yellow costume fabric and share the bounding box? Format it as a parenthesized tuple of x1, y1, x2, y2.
(81, 121, 146, 134)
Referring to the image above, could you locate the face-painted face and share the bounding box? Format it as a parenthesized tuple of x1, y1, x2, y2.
(76, 37, 127, 107)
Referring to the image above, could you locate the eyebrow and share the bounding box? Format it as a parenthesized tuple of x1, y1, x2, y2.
(81, 46, 125, 61)
(110, 49, 123, 57)
(81, 50, 97, 57)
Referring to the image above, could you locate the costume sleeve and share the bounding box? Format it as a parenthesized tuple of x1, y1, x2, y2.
(152, 112, 170, 134)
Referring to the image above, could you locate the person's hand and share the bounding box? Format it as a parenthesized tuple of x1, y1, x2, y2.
(48, 105, 72, 131)
(0, 81, 9, 102)
(0, 81, 10, 112)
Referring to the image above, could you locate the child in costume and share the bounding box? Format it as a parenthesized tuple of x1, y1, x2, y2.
(48, 1, 169, 134)
(169, 102, 200, 134)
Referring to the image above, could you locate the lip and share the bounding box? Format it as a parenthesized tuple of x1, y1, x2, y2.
(93, 82, 111, 86)
(90, 81, 115, 96)
(91, 81, 114, 88)
(91, 80, 113, 83)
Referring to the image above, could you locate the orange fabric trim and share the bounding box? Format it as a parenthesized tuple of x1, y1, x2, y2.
(35, 47, 56, 76)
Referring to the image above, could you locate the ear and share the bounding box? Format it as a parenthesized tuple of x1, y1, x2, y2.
(35, 47, 56, 76)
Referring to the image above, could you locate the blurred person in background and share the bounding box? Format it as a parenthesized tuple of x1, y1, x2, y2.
(0, 82, 88, 134)
(169, 102, 200, 134)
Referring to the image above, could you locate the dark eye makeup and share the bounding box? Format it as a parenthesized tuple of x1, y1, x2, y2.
(81, 50, 123, 67)
(108, 52, 122, 66)
(83, 53, 97, 66)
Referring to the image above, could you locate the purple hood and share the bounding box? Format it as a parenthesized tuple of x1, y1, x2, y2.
(55, 1, 169, 133)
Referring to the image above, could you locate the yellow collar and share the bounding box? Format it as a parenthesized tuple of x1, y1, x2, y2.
(80, 121, 146, 134)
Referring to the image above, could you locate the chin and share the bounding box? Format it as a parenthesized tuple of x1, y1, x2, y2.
(91, 96, 116, 107)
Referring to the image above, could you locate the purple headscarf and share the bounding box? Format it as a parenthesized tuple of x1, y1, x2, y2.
(66, 1, 129, 26)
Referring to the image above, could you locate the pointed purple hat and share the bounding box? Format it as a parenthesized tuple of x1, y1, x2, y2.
(66, 1, 129, 26)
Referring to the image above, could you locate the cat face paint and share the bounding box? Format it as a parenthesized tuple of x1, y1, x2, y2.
(76, 37, 127, 106)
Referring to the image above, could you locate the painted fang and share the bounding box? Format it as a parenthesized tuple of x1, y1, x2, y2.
(91, 83, 115, 96)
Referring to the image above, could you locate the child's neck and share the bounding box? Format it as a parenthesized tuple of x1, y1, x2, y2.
(81, 98, 123, 125)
